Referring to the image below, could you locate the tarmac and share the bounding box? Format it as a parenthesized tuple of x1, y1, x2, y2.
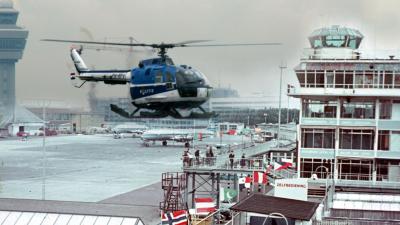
(0, 133, 251, 224)
(100, 182, 163, 225)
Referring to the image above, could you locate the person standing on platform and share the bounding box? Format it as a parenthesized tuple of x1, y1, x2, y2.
(205, 149, 210, 166)
(182, 149, 190, 167)
(195, 149, 200, 165)
(240, 153, 246, 168)
(209, 147, 214, 166)
(229, 151, 235, 169)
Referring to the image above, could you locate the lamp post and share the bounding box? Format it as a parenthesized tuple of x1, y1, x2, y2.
(277, 62, 287, 149)
(286, 95, 290, 124)
(263, 113, 268, 124)
(42, 103, 46, 200)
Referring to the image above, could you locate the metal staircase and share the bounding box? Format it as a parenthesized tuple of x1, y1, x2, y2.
(160, 172, 187, 212)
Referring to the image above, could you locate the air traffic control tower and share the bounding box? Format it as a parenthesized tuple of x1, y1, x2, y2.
(0, 0, 28, 127)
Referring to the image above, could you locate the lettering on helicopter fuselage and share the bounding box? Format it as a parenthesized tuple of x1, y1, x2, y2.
(140, 88, 154, 95)
(109, 73, 126, 80)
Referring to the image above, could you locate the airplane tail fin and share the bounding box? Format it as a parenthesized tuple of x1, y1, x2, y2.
(70, 48, 89, 73)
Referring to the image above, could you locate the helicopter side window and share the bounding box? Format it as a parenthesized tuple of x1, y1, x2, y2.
(164, 72, 174, 83)
(145, 68, 151, 76)
(155, 71, 163, 83)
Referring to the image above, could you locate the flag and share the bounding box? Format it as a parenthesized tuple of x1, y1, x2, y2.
(195, 198, 216, 215)
(253, 171, 267, 184)
(238, 176, 252, 188)
(220, 188, 238, 201)
(281, 158, 293, 166)
(274, 161, 292, 171)
(161, 210, 188, 225)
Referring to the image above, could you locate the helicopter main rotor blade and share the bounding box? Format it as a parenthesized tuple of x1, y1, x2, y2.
(42, 39, 282, 49)
(182, 43, 282, 47)
(173, 40, 213, 46)
(42, 39, 156, 47)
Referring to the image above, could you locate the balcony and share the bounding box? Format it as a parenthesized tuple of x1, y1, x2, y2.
(376, 150, 400, 159)
(300, 148, 335, 158)
(378, 120, 400, 130)
(299, 148, 381, 159)
(337, 149, 375, 158)
(301, 117, 337, 126)
(288, 86, 400, 98)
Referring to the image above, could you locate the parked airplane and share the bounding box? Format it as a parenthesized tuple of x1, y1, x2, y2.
(141, 129, 213, 147)
(112, 123, 148, 138)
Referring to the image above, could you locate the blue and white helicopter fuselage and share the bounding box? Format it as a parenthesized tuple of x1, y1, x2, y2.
(70, 48, 213, 118)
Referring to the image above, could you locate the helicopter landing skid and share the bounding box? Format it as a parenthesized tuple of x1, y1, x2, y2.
(110, 104, 218, 119)
(110, 104, 167, 118)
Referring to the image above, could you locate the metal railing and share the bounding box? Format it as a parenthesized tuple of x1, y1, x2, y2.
(183, 156, 264, 171)
(338, 173, 372, 181)
(313, 218, 400, 225)
(183, 142, 273, 169)
(183, 155, 298, 181)
(301, 48, 400, 61)
(191, 210, 240, 225)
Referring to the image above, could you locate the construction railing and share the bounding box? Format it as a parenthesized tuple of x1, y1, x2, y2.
(183, 156, 264, 171)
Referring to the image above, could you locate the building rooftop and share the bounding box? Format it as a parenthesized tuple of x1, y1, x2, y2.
(0, 0, 13, 9)
(0, 198, 145, 225)
(230, 193, 319, 221)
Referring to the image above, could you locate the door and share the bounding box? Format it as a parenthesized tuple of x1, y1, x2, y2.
(392, 103, 400, 120)
(326, 72, 334, 88)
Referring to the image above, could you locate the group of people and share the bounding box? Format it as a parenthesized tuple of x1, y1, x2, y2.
(182, 145, 215, 167)
(182, 146, 250, 169)
(229, 152, 248, 169)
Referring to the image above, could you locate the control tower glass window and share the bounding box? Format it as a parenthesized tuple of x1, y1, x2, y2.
(324, 35, 346, 47)
(308, 26, 363, 49)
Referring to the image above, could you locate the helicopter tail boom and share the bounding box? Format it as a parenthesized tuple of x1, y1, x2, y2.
(69, 48, 131, 86)
(70, 48, 89, 73)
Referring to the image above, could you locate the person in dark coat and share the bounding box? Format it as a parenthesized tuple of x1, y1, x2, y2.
(228, 151, 235, 169)
(195, 149, 200, 165)
(240, 153, 246, 168)
(209, 147, 214, 166)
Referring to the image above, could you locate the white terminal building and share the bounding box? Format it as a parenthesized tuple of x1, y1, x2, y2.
(288, 25, 400, 185)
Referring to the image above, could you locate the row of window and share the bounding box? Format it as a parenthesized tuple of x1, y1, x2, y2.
(296, 70, 400, 88)
(301, 128, 398, 150)
(302, 99, 393, 119)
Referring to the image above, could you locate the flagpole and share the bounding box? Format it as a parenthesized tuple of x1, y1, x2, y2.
(237, 175, 240, 202)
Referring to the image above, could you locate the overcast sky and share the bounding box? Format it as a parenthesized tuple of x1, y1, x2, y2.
(13, 0, 400, 108)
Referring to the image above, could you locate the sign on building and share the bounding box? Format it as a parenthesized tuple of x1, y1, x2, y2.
(274, 178, 308, 201)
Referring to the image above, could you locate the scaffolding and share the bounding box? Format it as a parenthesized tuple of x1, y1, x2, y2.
(160, 172, 187, 212)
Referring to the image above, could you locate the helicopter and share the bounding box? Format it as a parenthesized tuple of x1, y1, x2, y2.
(42, 39, 281, 119)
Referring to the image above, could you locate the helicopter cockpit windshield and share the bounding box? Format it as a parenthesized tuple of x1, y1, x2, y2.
(176, 68, 209, 86)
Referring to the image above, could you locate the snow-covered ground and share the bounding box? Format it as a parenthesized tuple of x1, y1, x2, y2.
(0, 134, 248, 202)
(0, 135, 184, 202)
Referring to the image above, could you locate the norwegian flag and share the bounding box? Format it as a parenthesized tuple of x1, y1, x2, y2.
(161, 210, 188, 225)
(195, 198, 216, 215)
(253, 171, 267, 184)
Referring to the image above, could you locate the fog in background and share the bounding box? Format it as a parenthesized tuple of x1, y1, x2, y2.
(13, 0, 400, 109)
